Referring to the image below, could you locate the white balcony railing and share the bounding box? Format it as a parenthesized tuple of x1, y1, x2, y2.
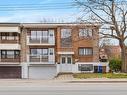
(0, 44, 21, 50)
(27, 36, 55, 45)
(27, 54, 55, 64)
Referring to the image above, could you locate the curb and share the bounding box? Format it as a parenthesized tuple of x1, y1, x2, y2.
(67, 80, 127, 83)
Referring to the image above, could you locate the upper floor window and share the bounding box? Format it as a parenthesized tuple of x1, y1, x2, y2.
(79, 48, 93, 56)
(79, 29, 93, 38)
(0, 32, 19, 40)
(30, 48, 48, 56)
(1, 50, 20, 59)
(31, 31, 48, 38)
(61, 29, 72, 47)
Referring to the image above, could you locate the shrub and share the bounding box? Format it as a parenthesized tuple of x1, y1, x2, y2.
(109, 58, 122, 72)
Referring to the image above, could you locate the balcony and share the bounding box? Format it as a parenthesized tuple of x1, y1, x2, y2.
(27, 36, 55, 46)
(0, 44, 21, 50)
(27, 54, 55, 64)
(0, 58, 20, 64)
(0, 36, 20, 44)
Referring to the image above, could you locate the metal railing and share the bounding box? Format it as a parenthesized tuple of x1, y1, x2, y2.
(27, 54, 55, 64)
(0, 57, 20, 63)
(29, 55, 48, 62)
(27, 36, 49, 44)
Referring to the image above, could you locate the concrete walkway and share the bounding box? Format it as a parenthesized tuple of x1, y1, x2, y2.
(54, 73, 74, 80)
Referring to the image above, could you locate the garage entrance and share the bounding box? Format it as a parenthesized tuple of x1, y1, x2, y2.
(28, 65, 57, 79)
(0, 66, 21, 79)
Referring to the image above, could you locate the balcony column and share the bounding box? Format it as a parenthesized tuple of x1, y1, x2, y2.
(21, 63, 28, 79)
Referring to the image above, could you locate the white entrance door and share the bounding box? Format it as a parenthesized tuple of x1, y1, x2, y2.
(60, 56, 72, 72)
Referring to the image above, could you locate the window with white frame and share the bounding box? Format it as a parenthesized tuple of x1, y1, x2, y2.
(30, 31, 48, 39)
(30, 48, 48, 56)
(79, 48, 93, 55)
(79, 29, 93, 37)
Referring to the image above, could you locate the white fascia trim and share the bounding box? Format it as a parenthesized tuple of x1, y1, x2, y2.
(0, 27, 20, 33)
(57, 52, 74, 55)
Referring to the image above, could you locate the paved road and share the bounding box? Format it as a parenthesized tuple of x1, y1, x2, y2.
(0, 82, 127, 95)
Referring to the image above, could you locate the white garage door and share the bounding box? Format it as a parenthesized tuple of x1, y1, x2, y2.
(28, 66, 56, 79)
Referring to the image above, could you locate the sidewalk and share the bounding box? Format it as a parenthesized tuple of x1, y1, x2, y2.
(67, 78, 127, 83)
(0, 78, 126, 86)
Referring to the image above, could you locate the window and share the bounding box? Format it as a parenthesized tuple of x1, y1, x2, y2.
(0, 32, 18, 40)
(7, 51, 15, 58)
(61, 57, 66, 64)
(1, 50, 20, 59)
(30, 31, 48, 37)
(42, 49, 48, 55)
(67, 57, 72, 64)
(30, 31, 49, 43)
(61, 29, 72, 47)
(30, 49, 48, 55)
(79, 29, 93, 37)
(1, 51, 6, 58)
(79, 48, 93, 55)
(78, 64, 93, 71)
(31, 31, 37, 39)
(15, 51, 20, 58)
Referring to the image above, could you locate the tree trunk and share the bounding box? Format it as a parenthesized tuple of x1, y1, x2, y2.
(120, 41, 127, 72)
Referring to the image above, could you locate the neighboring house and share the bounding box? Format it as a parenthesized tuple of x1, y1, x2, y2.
(110, 45, 121, 59)
(0, 23, 109, 79)
(102, 45, 121, 59)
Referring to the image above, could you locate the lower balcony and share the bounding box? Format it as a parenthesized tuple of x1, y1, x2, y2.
(0, 58, 20, 64)
(27, 55, 55, 64)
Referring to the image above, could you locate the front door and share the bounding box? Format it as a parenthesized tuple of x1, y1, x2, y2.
(60, 55, 72, 72)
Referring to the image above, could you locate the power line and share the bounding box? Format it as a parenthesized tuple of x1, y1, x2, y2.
(0, 2, 73, 6)
(0, 0, 126, 12)
(0, 8, 74, 11)
(0, 2, 75, 11)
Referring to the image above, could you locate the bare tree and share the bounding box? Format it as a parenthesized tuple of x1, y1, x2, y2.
(74, 0, 127, 72)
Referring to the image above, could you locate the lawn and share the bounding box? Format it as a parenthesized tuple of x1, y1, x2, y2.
(73, 73, 127, 79)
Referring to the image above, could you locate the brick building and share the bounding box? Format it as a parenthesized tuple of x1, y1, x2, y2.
(0, 23, 108, 79)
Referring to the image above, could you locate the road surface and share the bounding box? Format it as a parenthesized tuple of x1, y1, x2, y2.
(0, 81, 127, 95)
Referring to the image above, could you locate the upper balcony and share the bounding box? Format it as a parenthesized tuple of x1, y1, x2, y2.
(27, 36, 55, 46)
(0, 35, 20, 44)
(0, 32, 21, 50)
(27, 30, 55, 46)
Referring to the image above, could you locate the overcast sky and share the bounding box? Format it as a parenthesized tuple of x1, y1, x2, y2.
(0, 0, 80, 22)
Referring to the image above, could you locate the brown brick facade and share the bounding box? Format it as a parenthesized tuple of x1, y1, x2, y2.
(0, 23, 100, 64)
(56, 25, 99, 64)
